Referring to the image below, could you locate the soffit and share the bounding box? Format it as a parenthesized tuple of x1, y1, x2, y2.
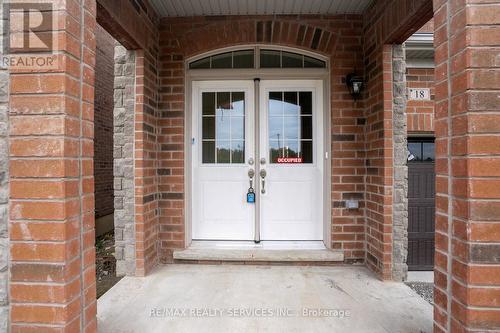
(150, 0, 374, 17)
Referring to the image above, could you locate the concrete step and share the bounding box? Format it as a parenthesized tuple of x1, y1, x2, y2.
(173, 248, 344, 262)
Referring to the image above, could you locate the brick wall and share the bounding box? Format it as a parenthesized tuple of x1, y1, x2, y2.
(362, 0, 433, 280)
(3, 0, 159, 329)
(0, 3, 9, 330)
(406, 67, 435, 133)
(8, 1, 97, 330)
(418, 19, 434, 33)
(94, 24, 115, 219)
(96, 0, 161, 276)
(3, 0, 500, 330)
(133, 46, 160, 277)
(433, 0, 500, 331)
(158, 15, 367, 262)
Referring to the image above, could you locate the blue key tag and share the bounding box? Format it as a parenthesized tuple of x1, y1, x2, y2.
(247, 187, 255, 203)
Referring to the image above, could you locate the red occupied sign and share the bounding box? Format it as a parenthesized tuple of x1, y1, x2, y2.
(277, 157, 303, 164)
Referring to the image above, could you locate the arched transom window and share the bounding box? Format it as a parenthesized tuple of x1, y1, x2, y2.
(189, 48, 327, 70)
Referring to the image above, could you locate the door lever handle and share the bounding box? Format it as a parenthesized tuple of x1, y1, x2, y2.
(260, 169, 267, 194)
(248, 169, 255, 189)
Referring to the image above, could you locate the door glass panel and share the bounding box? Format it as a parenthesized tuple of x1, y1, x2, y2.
(202, 117, 215, 140)
(423, 142, 435, 162)
(231, 140, 245, 163)
(304, 56, 326, 68)
(282, 51, 303, 68)
(269, 116, 283, 140)
(300, 141, 313, 163)
(300, 116, 313, 140)
(216, 114, 230, 140)
(211, 52, 233, 68)
(189, 50, 255, 69)
(284, 117, 299, 140)
(202, 91, 245, 164)
(217, 141, 231, 163)
(216, 92, 231, 115)
(202, 141, 215, 163)
(216, 92, 231, 141)
(268, 91, 313, 164)
(269, 140, 283, 161)
(269, 92, 283, 117)
(299, 92, 312, 115)
(408, 142, 422, 162)
(189, 49, 325, 69)
(231, 117, 244, 140)
(202, 92, 215, 115)
(259, 49, 326, 69)
(190, 57, 211, 69)
(260, 50, 281, 68)
(284, 140, 299, 158)
(233, 50, 254, 68)
(408, 139, 435, 162)
(283, 92, 299, 116)
(231, 92, 245, 116)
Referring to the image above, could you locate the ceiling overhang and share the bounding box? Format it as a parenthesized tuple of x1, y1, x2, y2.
(149, 0, 374, 18)
(405, 33, 435, 67)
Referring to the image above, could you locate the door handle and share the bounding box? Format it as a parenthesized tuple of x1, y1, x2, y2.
(248, 169, 255, 189)
(260, 169, 267, 194)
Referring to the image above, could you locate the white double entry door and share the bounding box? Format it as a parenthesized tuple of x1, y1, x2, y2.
(192, 79, 324, 241)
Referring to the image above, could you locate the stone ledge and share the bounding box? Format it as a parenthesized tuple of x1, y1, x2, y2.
(173, 248, 344, 262)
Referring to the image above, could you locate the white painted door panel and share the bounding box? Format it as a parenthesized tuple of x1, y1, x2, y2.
(192, 79, 324, 241)
(192, 81, 255, 240)
(259, 80, 324, 240)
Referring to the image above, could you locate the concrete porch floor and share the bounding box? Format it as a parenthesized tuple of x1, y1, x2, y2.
(97, 265, 432, 333)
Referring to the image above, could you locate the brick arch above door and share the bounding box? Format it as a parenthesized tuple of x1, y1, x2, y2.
(159, 15, 363, 59)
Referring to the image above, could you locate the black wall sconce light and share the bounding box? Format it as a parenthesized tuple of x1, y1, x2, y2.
(345, 73, 364, 99)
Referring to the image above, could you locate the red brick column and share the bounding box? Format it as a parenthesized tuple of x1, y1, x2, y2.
(134, 49, 160, 276)
(361, 0, 436, 281)
(9, 0, 97, 331)
(362, 40, 395, 279)
(433, 0, 500, 331)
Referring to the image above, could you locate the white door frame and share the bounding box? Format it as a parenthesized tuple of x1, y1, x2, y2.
(184, 45, 332, 248)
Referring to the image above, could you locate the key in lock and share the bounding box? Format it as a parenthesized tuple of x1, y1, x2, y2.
(247, 168, 256, 203)
(247, 187, 256, 203)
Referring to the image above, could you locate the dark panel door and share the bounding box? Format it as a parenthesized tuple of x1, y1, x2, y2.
(408, 140, 435, 270)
